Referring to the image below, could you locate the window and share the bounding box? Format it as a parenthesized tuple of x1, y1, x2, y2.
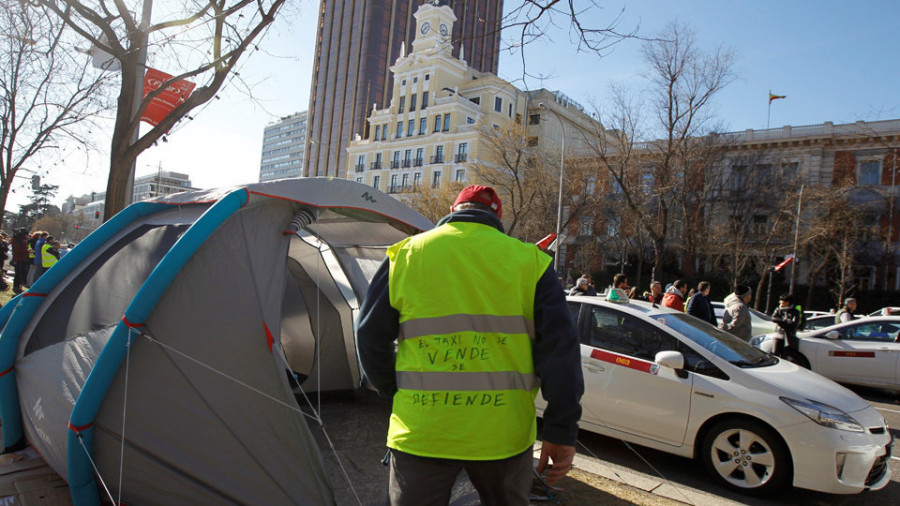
(469, 96, 481, 105)
(783, 162, 800, 182)
(401, 79, 406, 86)
(642, 172, 654, 194)
(390, 174, 398, 193)
(356, 154, 365, 172)
(415, 148, 424, 166)
(756, 163, 773, 184)
(402, 173, 410, 190)
(422, 91, 428, 109)
(433, 116, 441, 133)
(373, 175, 380, 190)
(732, 165, 748, 190)
(392, 151, 400, 169)
(433, 145, 444, 164)
(356, 177, 364, 184)
(425, 74, 430, 81)
(413, 77, 418, 84)
(580, 216, 593, 236)
(456, 142, 468, 162)
(381, 126, 387, 141)
(414, 172, 422, 189)
(432, 170, 442, 188)
(859, 160, 882, 186)
(752, 214, 768, 235)
(396, 121, 403, 138)
(419, 117, 427, 135)
(399, 96, 405, 114)
(455, 169, 466, 183)
(373, 152, 382, 170)
(586, 176, 597, 195)
(442, 113, 451, 131)
(494, 96, 502, 112)
(611, 180, 623, 194)
(529, 114, 540, 125)
(508, 103, 513, 117)
(834, 321, 900, 342)
(466, 117, 475, 124)
(410, 94, 417, 112)
(586, 307, 679, 362)
(407, 119, 414, 137)
(374, 125, 381, 140)
(607, 215, 621, 236)
(403, 149, 412, 167)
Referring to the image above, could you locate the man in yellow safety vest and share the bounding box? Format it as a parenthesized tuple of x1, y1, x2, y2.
(357, 185, 584, 505)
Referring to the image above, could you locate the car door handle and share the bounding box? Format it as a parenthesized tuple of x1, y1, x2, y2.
(583, 363, 605, 373)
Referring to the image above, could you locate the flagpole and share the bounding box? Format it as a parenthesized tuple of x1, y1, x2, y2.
(767, 89, 771, 129)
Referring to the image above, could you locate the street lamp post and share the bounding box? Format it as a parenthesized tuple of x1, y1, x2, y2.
(538, 102, 566, 275)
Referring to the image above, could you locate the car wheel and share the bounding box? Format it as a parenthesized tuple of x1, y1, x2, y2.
(701, 418, 791, 495)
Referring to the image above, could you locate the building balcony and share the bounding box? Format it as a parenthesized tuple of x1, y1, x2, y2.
(455, 153, 468, 163)
(414, 158, 424, 167)
(430, 155, 445, 164)
(402, 160, 412, 168)
(354, 164, 365, 173)
(370, 162, 382, 170)
(391, 161, 400, 169)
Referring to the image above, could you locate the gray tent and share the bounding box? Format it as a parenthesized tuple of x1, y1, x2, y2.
(0, 178, 431, 505)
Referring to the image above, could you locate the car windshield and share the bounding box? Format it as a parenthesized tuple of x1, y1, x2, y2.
(654, 313, 777, 367)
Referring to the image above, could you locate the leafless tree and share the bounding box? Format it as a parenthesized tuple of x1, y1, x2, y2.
(37, 0, 288, 220)
(0, 1, 112, 226)
(588, 23, 735, 282)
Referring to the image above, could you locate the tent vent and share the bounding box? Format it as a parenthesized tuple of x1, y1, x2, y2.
(287, 209, 317, 233)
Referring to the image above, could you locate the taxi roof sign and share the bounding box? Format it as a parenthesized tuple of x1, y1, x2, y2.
(606, 288, 630, 303)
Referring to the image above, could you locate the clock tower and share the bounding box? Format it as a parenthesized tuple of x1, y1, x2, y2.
(412, 1, 457, 55)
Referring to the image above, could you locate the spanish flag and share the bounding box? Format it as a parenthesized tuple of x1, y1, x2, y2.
(768, 92, 787, 104)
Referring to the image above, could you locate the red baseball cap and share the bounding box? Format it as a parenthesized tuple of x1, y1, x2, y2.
(452, 185, 502, 219)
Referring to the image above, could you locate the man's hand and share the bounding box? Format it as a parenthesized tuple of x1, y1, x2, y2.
(536, 442, 576, 486)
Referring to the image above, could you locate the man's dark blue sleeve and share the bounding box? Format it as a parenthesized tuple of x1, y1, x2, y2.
(355, 258, 400, 398)
(532, 265, 584, 446)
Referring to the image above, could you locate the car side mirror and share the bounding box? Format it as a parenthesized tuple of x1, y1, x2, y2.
(825, 330, 840, 340)
(655, 350, 684, 370)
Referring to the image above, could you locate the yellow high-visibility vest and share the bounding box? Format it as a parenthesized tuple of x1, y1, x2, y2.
(41, 242, 57, 268)
(386, 220, 551, 460)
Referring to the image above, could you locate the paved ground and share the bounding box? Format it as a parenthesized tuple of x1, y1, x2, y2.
(303, 390, 686, 505)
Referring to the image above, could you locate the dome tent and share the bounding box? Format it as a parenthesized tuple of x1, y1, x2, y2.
(0, 178, 432, 505)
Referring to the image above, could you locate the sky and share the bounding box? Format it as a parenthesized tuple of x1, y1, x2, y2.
(24, 0, 900, 210)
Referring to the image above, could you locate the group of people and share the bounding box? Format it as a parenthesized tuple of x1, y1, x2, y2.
(0, 228, 71, 294)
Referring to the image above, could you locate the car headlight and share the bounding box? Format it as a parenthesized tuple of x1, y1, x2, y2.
(749, 335, 764, 347)
(780, 397, 864, 432)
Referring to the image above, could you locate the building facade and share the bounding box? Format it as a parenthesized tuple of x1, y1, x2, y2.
(304, 0, 503, 179)
(63, 171, 196, 223)
(259, 111, 308, 182)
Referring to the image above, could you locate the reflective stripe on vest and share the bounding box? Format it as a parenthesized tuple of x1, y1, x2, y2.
(41, 243, 57, 268)
(386, 220, 551, 461)
(399, 314, 535, 341)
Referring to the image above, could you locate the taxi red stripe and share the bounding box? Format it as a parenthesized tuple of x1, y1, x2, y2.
(590, 349, 657, 374)
(828, 351, 876, 358)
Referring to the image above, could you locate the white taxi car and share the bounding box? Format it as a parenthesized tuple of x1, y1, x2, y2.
(538, 293, 892, 496)
(751, 316, 900, 391)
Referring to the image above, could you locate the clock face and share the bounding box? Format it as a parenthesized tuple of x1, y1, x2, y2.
(439, 24, 448, 36)
(420, 22, 431, 34)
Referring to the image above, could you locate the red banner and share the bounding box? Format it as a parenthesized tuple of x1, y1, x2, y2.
(774, 254, 794, 272)
(141, 68, 196, 126)
(828, 351, 875, 358)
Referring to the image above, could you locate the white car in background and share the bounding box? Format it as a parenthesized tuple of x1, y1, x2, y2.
(710, 301, 778, 338)
(537, 294, 891, 496)
(751, 316, 900, 392)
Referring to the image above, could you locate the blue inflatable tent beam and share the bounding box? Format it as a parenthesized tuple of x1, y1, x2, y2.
(67, 188, 249, 506)
(0, 202, 174, 454)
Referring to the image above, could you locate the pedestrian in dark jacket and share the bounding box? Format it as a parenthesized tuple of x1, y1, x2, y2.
(686, 281, 717, 326)
(12, 229, 31, 293)
(771, 293, 802, 359)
